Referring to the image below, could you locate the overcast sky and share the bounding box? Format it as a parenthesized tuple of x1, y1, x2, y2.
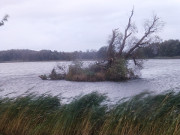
(0, 0, 179, 51)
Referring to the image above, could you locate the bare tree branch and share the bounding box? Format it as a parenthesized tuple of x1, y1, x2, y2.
(118, 8, 134, 56)
(107, 29, 118, 59)
(125, 15, 162, 58)
(0, 14, 9, 26)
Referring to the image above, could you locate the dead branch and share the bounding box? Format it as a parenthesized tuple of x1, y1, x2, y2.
(0, 14, 9, 26)
(107, 29, 118, 59)
(118, 8, 134, 56)
(125, 15, 161, 58)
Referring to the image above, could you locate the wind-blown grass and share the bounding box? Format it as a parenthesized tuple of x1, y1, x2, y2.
(0, 91, 179, 135)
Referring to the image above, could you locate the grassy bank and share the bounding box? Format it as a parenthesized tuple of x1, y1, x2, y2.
(0, 91, 180, 135)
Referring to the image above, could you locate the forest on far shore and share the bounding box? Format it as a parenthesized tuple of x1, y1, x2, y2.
(0, 39, 180, 62)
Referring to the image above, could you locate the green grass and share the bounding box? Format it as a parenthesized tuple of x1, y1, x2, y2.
(0, 91, 179, 135)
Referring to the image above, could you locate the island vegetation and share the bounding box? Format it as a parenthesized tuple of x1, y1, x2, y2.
(40, 9, 165, 81)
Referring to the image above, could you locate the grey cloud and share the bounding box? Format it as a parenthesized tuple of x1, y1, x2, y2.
(0, 0, 179, 51)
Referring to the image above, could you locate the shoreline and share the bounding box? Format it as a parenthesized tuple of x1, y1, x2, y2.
(0, 57, 180, 64)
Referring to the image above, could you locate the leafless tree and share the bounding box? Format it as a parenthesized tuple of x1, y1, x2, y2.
(107, 9, 164, 63)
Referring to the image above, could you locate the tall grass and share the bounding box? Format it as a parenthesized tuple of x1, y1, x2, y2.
(0, 91, 179, 135)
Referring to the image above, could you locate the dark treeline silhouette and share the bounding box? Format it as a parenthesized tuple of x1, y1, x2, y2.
(0, 39, 180, 62)
(98, 39, 180, 59)
(0, 49, 98, 62)
(135, 39, 180, 58)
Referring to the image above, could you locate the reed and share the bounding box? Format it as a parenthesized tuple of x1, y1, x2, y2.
(0, 91, 179, 135)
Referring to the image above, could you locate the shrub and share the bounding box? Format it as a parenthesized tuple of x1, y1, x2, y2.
(106, 58, 129, 81)
(39, 68, 66, 80)
(95, 72, 106, 81)
(66, 61, 107, 81)
(39, 74, 48, 80)
(40, 58, 137, 81)
(66, 61, 85, 81)
(49, 68, 65, 80)
(65, 58, 137, 81)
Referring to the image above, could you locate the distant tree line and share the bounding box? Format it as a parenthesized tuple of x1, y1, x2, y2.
(0, 39, 180, 62)
(135, 39, 180, 58)
(0, 49, 98, 62)
(98, 39, 180, 59)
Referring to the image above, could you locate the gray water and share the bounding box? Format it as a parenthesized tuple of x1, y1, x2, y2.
(0, 59, 180, 102)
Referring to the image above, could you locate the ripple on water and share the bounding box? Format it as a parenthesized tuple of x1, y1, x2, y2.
(0, 59, 180, 102)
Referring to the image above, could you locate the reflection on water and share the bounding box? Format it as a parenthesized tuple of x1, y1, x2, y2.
(0, 59, 180, 102)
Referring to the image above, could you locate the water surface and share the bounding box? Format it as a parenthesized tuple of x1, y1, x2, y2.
(0, 59, 180, 102)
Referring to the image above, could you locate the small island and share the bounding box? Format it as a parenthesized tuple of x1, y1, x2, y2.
(40, 9, 163, 82)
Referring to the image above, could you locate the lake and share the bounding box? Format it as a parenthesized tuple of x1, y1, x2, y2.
(0, 59, 180, 103)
